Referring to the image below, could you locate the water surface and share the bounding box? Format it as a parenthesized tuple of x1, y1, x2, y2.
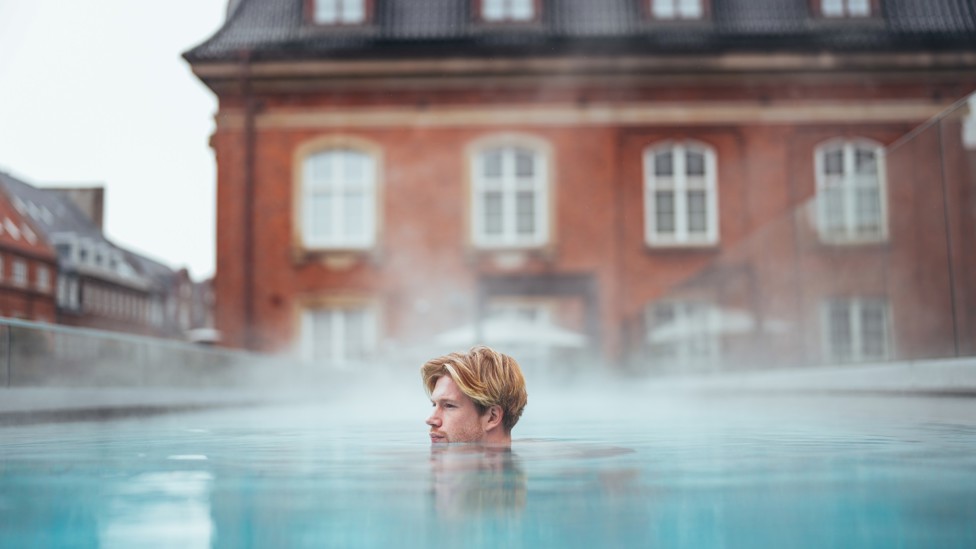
(1, 391, 975, 548)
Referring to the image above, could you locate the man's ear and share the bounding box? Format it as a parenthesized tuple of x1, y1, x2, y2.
(483, 405, 504, 431)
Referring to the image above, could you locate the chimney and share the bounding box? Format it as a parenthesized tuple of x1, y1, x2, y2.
(48, 187, 105, 230)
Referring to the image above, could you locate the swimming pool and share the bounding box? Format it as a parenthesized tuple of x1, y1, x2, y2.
(1, 385, 975, 548)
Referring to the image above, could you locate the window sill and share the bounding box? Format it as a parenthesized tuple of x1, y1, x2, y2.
(293, 247, 380, 269)
(816, 237, 889, 249)
(809, 16, 885, 28)
(644, 242, 721, 254)
(641, 18, 712, 27)
(468, 246, 556, 269)
(471, 20, 546, 32)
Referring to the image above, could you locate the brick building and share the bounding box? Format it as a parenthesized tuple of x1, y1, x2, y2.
(185, 0, 976, 372)
(0, 170, 212, 340)
(0, 180, 58, 322)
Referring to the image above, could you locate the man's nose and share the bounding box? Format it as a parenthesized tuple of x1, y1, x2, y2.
(426, 410, 441, 427)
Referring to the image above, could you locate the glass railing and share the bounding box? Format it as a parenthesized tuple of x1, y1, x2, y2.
(0, 318, 273, 388)
(627, 95, 976, 375)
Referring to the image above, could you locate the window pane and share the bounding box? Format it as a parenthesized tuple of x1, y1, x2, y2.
(511, 0, 534, 20)
(855, 188, 882, 235)
(516, 191, 535, 235)
(483, 0, 504, 20)
(342, 150, 367, 184)
(823, 187, 846, 235)
(686, 150, 705, 176)
(655, 150, 673, 177)
(344, 309, 367, 360)
(484, 192, 503, 235)
(678, 0, 702, 18)
(515, 149, 535, 178)
(310, 193, 333, 239)
(854, 148, 877, 175)
(310, 311, 333, 362)
(847, 0, 870, 16)
(861, 303, 886, 358)
(343, 191, 366, 238)
(341, 0, 365, 22)
(315, 0, 338, 23)
(483, 150, 503, 179)
(824, 148, 843, 176)
(652, 0, 676, 19)
(822, 0, 843, 17)
(308, 153, 334, 184)
(655, 191, 675, 233)
(687, 190, 707, 233)
(828, 302, 852, 361)
(653, 303, 675, 325)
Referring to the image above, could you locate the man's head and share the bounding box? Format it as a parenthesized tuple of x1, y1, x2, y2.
(422, 346, 527, 445)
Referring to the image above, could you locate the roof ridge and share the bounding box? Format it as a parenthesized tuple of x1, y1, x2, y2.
(183, 0, 257, 62)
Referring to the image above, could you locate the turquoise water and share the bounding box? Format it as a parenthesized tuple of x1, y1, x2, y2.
(1, 393, 975, 548)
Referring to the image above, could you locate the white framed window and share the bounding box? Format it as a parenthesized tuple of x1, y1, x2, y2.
(821, 0, 872, 18)
(314, 0, 366, 24)
(302, 148, 377, 249)
(12, 260, 28, 287)
(482, 0, 535, 21)
(643, 140, 719, 246)
(471, 141, 549, 248)
(646, 300, 721, 366)
(815, 139, 886, 243)
(650, 0, 704, 20)
(36, 265, 50, 292)
(822, 298, 890, 363)
(300, 306, 377, 366)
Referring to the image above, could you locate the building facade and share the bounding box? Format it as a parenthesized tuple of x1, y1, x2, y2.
(186, 0, 976, 371)
(0, 184, 58, 322)
(0, 171, 212, 340)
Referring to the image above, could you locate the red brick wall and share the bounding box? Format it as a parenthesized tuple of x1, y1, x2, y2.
(210, 73, 976, 365)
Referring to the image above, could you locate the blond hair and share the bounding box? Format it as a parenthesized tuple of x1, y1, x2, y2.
(421, 346, 528, 432)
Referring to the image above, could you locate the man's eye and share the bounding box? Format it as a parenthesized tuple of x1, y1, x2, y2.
(444, 403, 455, 409)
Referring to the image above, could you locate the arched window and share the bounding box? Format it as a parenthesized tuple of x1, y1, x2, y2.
(470, 138, 550, 248)
(301, 147, 377, 249)
(814, 139, 886, 242)
(643, 140, 719, 246)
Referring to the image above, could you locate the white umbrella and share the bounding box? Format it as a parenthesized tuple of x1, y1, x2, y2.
(434, 316, 588, 348)
(648, 308, 788, 344)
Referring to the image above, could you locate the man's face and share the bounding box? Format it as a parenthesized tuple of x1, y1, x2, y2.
(426, 375, 487, 444)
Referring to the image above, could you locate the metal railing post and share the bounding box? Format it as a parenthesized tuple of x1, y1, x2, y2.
(5, 325, 12, 388)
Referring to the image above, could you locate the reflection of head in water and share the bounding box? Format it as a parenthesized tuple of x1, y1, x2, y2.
(422, 346, 527, 445)
(429, 445, 527, 518)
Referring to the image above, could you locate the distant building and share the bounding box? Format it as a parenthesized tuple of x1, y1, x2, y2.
(0, 183, 58, 322)
(185, 0, 976, 370)
(0, 170, 213, 340)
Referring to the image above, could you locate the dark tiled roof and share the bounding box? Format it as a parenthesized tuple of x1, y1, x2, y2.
(184, 0, 976, 62)
(0, 171, 174, 286)
(0, 171, 105, 243)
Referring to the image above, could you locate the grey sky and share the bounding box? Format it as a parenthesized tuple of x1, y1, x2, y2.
(0, 0, 227, 278)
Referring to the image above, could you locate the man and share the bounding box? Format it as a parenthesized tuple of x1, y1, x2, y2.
(422, 346, 528, 446)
